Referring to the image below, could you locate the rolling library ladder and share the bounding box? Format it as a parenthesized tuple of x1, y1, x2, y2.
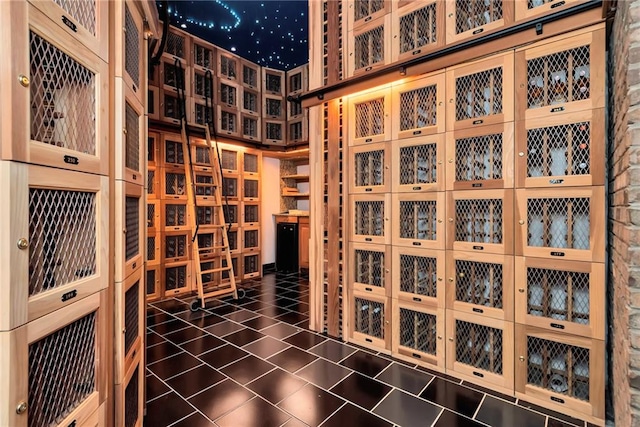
(174, 61, 243, 311)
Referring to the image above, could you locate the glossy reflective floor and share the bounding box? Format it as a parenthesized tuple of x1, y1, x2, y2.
(145, 271, 596, 427)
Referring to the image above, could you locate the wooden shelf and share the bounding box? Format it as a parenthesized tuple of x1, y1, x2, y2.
(282, 174, 310, 181)
(282, 192, 310, 197)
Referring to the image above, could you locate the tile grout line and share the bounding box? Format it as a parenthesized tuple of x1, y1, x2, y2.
(429, 408, 445, 427)
(316, 401, 348, 427)
(473, 393, 487, 419)
(369, 386, 396, 413)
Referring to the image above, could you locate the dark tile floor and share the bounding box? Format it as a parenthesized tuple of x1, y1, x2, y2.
(145, 272, 592, 427)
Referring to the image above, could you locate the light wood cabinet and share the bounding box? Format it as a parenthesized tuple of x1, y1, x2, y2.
(393, 302, 445, 370)
(114, 267, 144, 382)
(349, 292, 391, 352)
(350, 194, 391, 245)
(392, 192, 446, 250)
(391, 247, 445, 308)
(349, 242, 391, 297)
(299, 217, 310, 270)
(115, 181, 145, 283)
(391, 1, 445, 63)
(445, 0, 514, 45)
(162, 261, 192, 296)
(349, 142, 391, 194)
(391, 72, 446, 139)
(391, 134, 445, 193)
(347, 88, 392, 145)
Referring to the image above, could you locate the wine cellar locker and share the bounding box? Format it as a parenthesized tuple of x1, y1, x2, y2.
(0, 0, 156, 425)
(333, 1, 607, 424)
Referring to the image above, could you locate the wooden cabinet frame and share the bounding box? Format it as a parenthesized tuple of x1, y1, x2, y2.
(263, 120, 286, 145)
(446, 311, 514, 393)
(148, 86, 160, 121)
(348, 291, 391, 352)
(115, 81, 146, 184)
(0, 163, 109, 330)
(242, 202, 261, 227)
(115, 350, 144, 427)
(446, 122, 515, 191)
(242, 114, 262, 142)
(162, 26, 191, 65)
(146, 265, 162, 301)
(346, 0, 391, 32)
(347, 87, 392, 145)
(242, 253, 261, 279)
(392, 302, 445, 370)
(0, 291, 107, 427)
(160, 167, 187, 200)
(515, 25, 605, 121)
(347, 14, 393, 77)
(243, 227, 261, 253)
(391, 0, 445, 63)
(163, 261, 193, 297)
(515, 0, 590, 22)
(515, 109, 605, 188)
(515, 187, 605, 262)
(243, 176, 260, 202)
(349, 142, 391, 194)
(192, 37, 216, 72)
(391, 134, 445, 193)
(114, 0, 145, 103)
(115, 267, 144, 382)
(391, 72, 446, 139)
(350, 193, 391, 245)
(445, 0, 514, 45)
(349, 242, 391, 297)
(241, 60, 261, 91)
(391, 247, 445, 308)
(447, 189, 514, 255)
(159, 89, 188, 126)
(115, 181, 144, 282)
(392, 192, 446, 250)
(262, 67, 286, 96)
(162, 230, 192, 264)
(161, 200, 190, 233)
(146, 232, 162, 267)
(515, 257, 605, 340)
(445, 251, 514, 321)
(445, 52, 514, 131)
(514, 325, 604, 424)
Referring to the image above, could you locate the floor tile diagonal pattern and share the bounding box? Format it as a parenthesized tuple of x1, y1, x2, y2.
(145, 272, 594, 427)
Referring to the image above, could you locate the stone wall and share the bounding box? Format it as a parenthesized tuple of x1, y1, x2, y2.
(610, 0, 640, 424)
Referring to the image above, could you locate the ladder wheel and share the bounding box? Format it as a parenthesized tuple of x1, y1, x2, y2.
(236, 288, 246, 300)
(190, 298, 202, 312)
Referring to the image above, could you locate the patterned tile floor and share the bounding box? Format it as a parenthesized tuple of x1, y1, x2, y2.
(145, 271, 596, 427)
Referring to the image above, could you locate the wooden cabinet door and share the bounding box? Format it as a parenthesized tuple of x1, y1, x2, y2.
(347, 88, 392, 145)
(392, 192, 446, 250)
(392, 246, 445, 309)
(349, 291, 391, 352)
(445, 0, 514, 45)
(392, 134, 445, 193)
(349, 142, 391, 194)
(392, 302, 445, 371)
(350, 194, 391, 245)
(391, 1, 445, 63)
(349, 242, 391, 297)
(299, 219, 310, 269)
(391, 72, 446, 139)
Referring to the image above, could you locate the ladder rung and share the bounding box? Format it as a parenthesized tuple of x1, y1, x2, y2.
(199, 246, 228, 251)
(195, 183, 218, 187)
(201, 266, 232, 274)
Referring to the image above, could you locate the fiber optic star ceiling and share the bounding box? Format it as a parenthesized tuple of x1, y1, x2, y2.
(160, 1, 309, 70)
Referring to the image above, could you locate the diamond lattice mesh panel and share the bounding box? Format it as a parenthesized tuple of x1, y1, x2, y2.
(125, 102, 140, 171)
(527, 0, 558, 8)
(455, 260, 503, 308)
(194, 72, 213, 98)
(455, 133, 503, 181)
(148, 137, 155, 162)
(289, 72, 302, 92)
(30, 32, 96, 154)
(355, 97, 385, 139)
(228, 230, 238, 251)
(164, 140, 184, 164)
(222, 257, 238, 280)
(163, 93, 181, 120)
(222, 150, 237, 170)
(400, 84, 437, 131)
(454, 199, 503, 243)
(354, 297, 384, 338)
(197, 206, 215, 226)
(146, 269, 156, 295)
(400, 254, 438, 297)
(194, 103, 209, 126)
(165, 265, 187, 290)
(290, 122, 303, 140)
(165, 172, 186, 196)
(220, 56, 237, 79)
(354, 249, 384, 287)
(399, 143, 438, 185)
(354, 0, 384, 20)
(195, 146, 211, 165)
(527, 122, 591, 177)
(194, 44, 212, 69)
(166, 32, 185, 58)
(124, 366, 139, 427)
(165, 204, 186, 227)
(266, 98, 283, 116)
(355, 150, 384, 187)
(200, 260, 216, 285)
(243, 66, 258, 87)
(266, 73, 282, 93)
(527, 267, 590, 324)
(197, 232, 214, 250)
(245, 205, 259, 222)
(29, 190, 96, 295)
(527, 46, 590, 108)
(220, 84, 237, 106)
(244, 91, 259, 112)
(243, 117, 259, 137)
(245, 230, 259, 248)
(224, 204, 238, 223)
(455, 319, 503, 374)
(124, 281, 139, 355)
(399, 308, 437, 354)
(221, 111, 237, 132)
(165, 234, 187, 258)
(267, 122, 283, 140)
(455, 0, 503, 34)
(245, 154, 259, 172)
(400, 3, 437, 54)
(455, 67, 503, 121)
(527, 197, 590, 249)
(290, 101, 303, 116)
(28, 312, 96, 427)
(245, 254, 259, 274)
(163, 62, 185, 90)
(195, 174, 214, 196)
(399, 200, 438, 240)
(124, 5, 140, 87)
(53, 0, 96, 35)
(355, 25, 384, 70)
(147, 170, 155, 195)
(147, 236, 156, 262)
(245, 179, 259, 198)
(125, 197, 140, 261)
(355, 201, 384, 236)
(527, 336, 590, 400)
